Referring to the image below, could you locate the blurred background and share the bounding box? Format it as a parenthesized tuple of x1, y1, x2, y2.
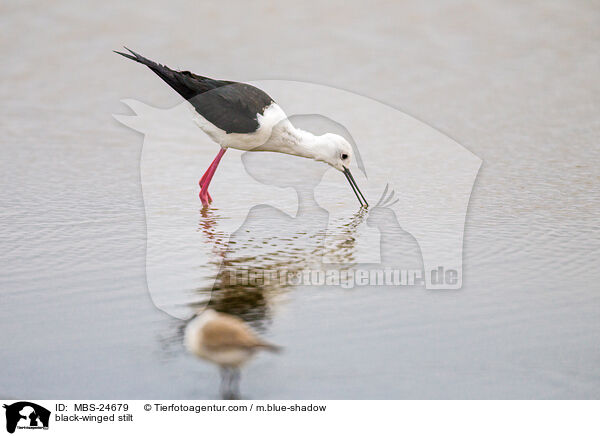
(1, 0, 599, 398)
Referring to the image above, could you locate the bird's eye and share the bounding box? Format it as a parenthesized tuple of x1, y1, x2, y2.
(341, 153, 348, 160)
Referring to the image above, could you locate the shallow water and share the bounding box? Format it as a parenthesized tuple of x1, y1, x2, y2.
(1, 0, 599, 399)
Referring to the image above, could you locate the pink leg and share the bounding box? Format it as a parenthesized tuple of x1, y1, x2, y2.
(198, 154, 221, 203)
(199, 151, 223, 186)
(198, 149, 227, 203)
(199, 148, 227, 206)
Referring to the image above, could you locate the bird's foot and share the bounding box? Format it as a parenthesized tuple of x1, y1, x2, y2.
(198, 179, 213, 203)
(199, 189, 212, 207)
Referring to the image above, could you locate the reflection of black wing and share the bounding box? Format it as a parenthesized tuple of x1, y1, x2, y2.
(114, 47, 274, 134)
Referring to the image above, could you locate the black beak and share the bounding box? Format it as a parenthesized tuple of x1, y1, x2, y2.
(343, 167, 368, 207)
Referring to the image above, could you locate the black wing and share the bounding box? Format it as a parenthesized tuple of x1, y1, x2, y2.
(114, 47, 274, 134)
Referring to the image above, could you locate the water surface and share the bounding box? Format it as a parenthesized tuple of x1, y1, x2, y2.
(1, 0, 599, 399)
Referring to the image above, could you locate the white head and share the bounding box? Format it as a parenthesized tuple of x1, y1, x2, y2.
(313, 133, 354, 172)
(313, 133, 368, 207)
(274, 122, 368, 207)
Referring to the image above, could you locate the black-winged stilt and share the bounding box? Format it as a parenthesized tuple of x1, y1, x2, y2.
(184, 308, 280, 399)
(114, 48, 368, 207)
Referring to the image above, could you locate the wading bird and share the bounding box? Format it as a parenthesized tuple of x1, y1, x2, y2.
(184, 309, 280, 399)
(115, 48, 368, 207)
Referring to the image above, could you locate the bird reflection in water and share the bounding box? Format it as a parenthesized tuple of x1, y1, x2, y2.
(197, 150, 332, 328)
(184, 309, 281, 399)
(186, 117, 369, 398)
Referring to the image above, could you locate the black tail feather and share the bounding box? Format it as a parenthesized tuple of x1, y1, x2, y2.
(114, 47, 275, 134)
(113, 50, 136, 62)
(114, 46, 157, 67)
(113, 47, 219, 101)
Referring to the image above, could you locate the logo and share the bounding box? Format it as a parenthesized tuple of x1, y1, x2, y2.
(2, 402, 50, 433)
(114, 80, 481, 319)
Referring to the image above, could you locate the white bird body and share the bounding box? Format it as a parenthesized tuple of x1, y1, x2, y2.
(191, 102, 287, 152)
(191, 102, 348, 166)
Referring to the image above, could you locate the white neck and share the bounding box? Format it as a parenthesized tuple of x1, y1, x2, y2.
(263, 121, 330, 163)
